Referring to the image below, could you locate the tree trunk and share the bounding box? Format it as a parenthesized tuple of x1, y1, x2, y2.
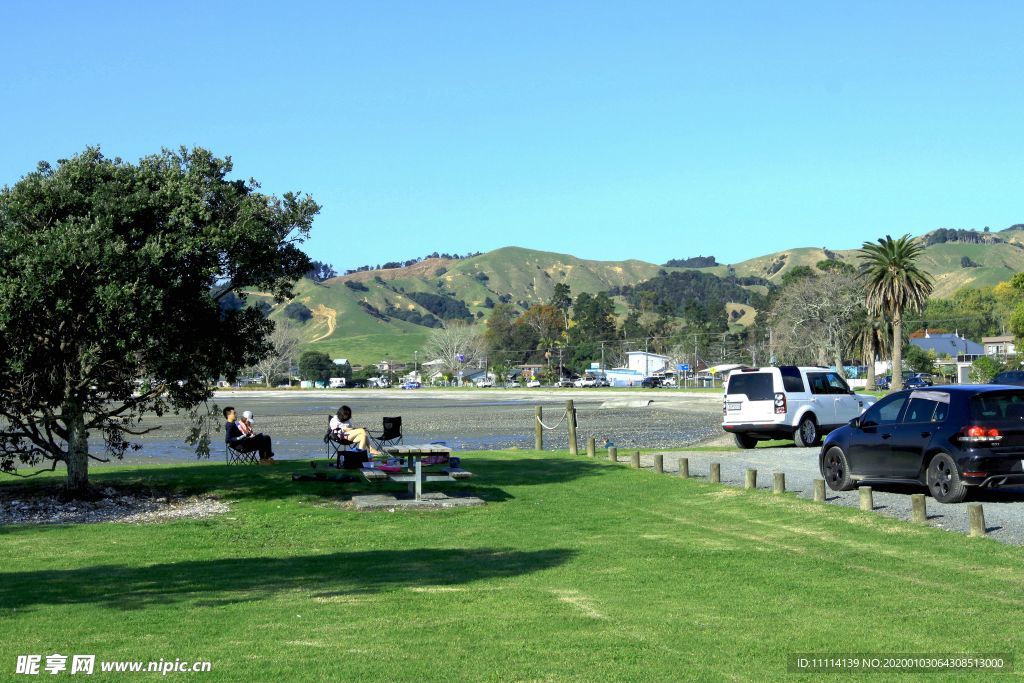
(865, 336, 877, 389)
(63, 405, 92, 498)
(891, 316, 903, 392)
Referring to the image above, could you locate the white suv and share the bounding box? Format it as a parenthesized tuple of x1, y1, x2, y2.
(722, 366, 877, 449)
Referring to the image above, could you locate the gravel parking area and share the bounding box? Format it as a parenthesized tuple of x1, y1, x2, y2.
(625, 446, 1024, 545)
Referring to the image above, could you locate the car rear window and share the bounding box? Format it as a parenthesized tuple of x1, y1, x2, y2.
(970, 391, 1024, 422)
(995, 371, 1024, 385)
(727, 372, 774, 401)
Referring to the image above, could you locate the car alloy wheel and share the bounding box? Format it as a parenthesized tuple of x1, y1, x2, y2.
(823, 447, 853, 491)
(927, 453, 968, 504)
(795, 416, 818, 447)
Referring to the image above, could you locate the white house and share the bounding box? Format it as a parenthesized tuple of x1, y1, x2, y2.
(983, 335, 1016, 357)
(626, 351, 669, 377)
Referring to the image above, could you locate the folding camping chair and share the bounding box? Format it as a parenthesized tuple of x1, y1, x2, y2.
(226, 442, 259, 465)
(323, 415, 366, 468)
(369, 416, 403, 451)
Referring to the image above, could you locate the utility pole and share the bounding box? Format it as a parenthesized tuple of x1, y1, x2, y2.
(645, 337, 650, 378)
(694, 334, 699, 388)
(600, 341, 605, 372)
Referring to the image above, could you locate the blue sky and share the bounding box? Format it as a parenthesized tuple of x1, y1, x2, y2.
(2, 1, 1023, 271)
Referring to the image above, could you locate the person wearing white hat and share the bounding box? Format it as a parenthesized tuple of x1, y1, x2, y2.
(223, 406, 275, 464)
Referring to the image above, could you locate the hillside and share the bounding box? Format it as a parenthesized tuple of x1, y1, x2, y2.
(693, 228, 1024, 298)
(248, 228, 1023, 365)
(246, 247, 680, 365)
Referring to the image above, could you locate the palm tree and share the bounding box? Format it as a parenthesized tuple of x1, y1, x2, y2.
(848, 312, 891, 389)
(858, 235, 933, 391)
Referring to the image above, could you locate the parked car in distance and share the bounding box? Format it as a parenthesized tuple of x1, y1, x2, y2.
(875, 375, 892, 390)
(722, 366, 877, 449)
(526, 379, 542, 388)
(903, 376, 930, 390)
(574, 377, 597, 388)
(660, 378, 677, 388)
(993, 370, 1024, 386)
(400, 380, 421, 389)
(555, 378, 575, 388)
(641, 377, 662, 389)
(593, 378, 610, 387)
(474, 378, 494, 388)
(821, 385, 1024, 503)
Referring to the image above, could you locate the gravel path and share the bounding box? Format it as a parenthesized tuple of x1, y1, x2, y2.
(622, 446, 1024, 546)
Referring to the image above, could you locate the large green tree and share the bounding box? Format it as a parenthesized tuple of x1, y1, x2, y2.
(298, 351, 335, 384)
(858, 235, 933, 391)
(0, 147, 317, 495)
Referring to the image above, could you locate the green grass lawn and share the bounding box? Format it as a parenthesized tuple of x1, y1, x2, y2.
(1, 452, 1022, 681)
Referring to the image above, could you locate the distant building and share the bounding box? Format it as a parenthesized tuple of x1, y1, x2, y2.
(982, 335, 1016, 357)
(626, 351, 669, 377)
(605, 368, 645, 387)
(332, 358, 349, 366)
(910, 331, 983, 361)
(516, 364, 545, 379)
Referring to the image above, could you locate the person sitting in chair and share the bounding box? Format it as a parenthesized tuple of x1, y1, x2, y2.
(224, 406, 275, 463)
(329, 405, 380, 455)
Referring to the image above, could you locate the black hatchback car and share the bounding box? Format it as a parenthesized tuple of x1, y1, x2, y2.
(820, 385, 1024, 503)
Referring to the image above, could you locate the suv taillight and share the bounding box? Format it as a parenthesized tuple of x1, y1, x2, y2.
(774, 392, 786, 415)
(959, 426, 1003, 443)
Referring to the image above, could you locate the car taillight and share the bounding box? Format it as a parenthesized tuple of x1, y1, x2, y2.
(959, 426, 1003, 443)
(774, 392, 786, 414)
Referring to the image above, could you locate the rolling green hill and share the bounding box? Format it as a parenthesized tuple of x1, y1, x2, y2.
(248, 229, 1023, 366)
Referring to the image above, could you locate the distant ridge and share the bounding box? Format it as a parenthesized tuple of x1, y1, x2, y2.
(246, 226, 1024, 364)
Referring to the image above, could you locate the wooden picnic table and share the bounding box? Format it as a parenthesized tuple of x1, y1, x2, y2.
(364, 444, 472, 500)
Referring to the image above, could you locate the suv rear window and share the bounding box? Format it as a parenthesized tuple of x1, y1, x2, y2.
(779, 366, 805, 392)
(727, 373, 774, 401)
(971, 391, 1024, 422)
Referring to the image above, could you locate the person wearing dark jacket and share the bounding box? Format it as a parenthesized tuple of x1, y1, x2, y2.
(223, 406, 275, 463)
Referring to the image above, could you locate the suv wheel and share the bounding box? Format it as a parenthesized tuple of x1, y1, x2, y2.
(734, 433, 758, 450)
(927, 453, 968, 504)
(823, 446, 854, 491)
(794, 415, 819, 447)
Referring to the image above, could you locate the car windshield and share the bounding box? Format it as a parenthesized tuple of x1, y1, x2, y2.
(970, 390, 1024, 423)
(727, 373, 774, 401)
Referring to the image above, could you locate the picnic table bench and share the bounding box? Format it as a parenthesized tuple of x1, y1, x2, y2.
(360, 444, 473, 500)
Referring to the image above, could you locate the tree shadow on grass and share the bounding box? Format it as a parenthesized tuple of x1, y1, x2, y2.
(0, 547, 575, 612)
(92, 457, 607, 502)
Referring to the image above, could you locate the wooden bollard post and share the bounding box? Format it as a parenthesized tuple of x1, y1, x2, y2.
(631, 451, 641, 468)
(813, 479, 826, 503)
(911, 494, 927, 523)
(566, 400, 578, 456)
(608, 446, 617, 462)
(654, 454, 664, 473)
(534, 406, 543, 451)
(744, 468, 757, 490)
(678, 457, 689, 479)
(586, 437, 596, 458)
(968, 503, 986, 537)
(773, 472, 785, 494)
(710, 463, 721, 483)
(859, 486, 873, 511)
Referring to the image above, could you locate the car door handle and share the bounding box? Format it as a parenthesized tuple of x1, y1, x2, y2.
(920, 431, 932, 438)
(881, 433, 892, 440)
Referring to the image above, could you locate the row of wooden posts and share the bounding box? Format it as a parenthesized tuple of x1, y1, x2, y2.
(535, 400, 989, 538)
